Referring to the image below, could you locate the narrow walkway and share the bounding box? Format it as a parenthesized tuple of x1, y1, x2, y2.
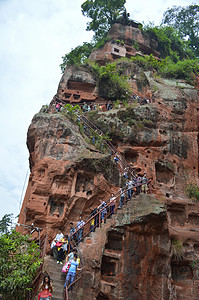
(45, 255, 65, 300)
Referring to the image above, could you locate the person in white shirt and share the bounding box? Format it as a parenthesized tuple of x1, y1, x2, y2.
(127, 179, 133, 200)
(50, 228, 64, 260)
(76, 217, 85, 244)
(109, 193, 116, 215)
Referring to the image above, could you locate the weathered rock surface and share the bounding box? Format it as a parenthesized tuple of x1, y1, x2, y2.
(85, 72, 199, 201)
(17, 22, 199, 300)
(18, 111, 119, 252)
(89, 23, 160, 64)
(78, 194, 199, 300)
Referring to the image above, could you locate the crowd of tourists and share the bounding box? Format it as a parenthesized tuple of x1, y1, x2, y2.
(48, 228, 82, 296)
(51, 89, 151, 113)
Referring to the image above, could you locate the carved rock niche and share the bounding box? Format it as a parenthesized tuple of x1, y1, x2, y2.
(75, 172, 94, 198)
(155, 160, 175, 186)
(48, 197, 65, 217)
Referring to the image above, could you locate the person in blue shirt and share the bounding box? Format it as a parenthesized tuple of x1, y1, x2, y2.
(64, 254, 80, 290)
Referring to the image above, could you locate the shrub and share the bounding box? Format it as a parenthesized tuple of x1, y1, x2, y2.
(117, 107, 136, 123)
(159, 58, 199, 81)
(89, 61, 131, 100)
(171, 239, 185, 262)
(186, 184, 199, 201)
(0, 230, 42, 299)
(61, 104, 82, 122)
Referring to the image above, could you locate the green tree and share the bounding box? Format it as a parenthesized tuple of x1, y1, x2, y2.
(143, 24, 195, 60)
(0, 230, 42, 300)
(0, 213, 13, 235)
(162, 4, 199, 56)
(60, 42, 94, 73)
(90, 61, 131, 100)
(81, 0, 126, 41)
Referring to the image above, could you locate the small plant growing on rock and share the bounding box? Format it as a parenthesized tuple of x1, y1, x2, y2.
(61, 104, 82, 122)
(185, 183, 199, 202)
(122, 99, 129, 108)
(171, 239, 185, 262)
(189, 260, 199, 269)
(113, 99, 120, 109)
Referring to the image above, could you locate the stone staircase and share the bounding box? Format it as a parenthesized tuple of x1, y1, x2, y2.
(43, 194, 162, 300)
(44, 255, 66, 300)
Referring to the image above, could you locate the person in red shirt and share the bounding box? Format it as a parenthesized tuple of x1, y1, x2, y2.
(38, 275, 53, 300)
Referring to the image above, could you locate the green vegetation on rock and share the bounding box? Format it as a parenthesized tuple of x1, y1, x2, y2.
(60, 3, 199, 83)
(81, 0, 126, 42)
(171, 239, 185, 262)
(0, 230, 42, 300)
(186, 183, 199, 202)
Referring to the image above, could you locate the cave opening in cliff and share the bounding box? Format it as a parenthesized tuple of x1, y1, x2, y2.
(67, 80, 95, 93)
(155, 160, 174, 184)
(101, 255, 116, 276)
(64, 93, 71, 99)
(123, 149, 138, 164)
(171, 262, 192, 281)
(97, 292, 109, 300)
(75, 173, 94, 193)
(105, 230, 123, 251)
(73, 94, 80, 100)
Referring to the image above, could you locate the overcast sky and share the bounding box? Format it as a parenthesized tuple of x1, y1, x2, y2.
(0, 0, 195, 222)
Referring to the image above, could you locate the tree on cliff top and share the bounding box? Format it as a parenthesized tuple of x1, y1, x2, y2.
(81, 0, 126, 41)
(162, 4, 199, 56)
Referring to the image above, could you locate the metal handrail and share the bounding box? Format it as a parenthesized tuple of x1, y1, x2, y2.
(64, 180, 151, 299)
(26, 234, 48, 300)
(63, 268, 83, 300)
(50, 98, 140, 177)
(77, 113, 136, 177)
(68, 180, 151, 252)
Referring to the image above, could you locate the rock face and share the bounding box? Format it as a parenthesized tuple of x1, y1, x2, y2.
(89, 23, 160, 64)
(78, 194, 199, 300)
(17, 22, 199, 300)
(54, 65, 103, 105)
(18, 111, 119, 252)
(86, 74, 199, 200)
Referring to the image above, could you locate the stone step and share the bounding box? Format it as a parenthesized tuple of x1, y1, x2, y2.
(48, 264, 64, 274)
(50, 270, 66, 281)
(47, 196, 142, 298)
(51, 289, 65, 298)
(49, 265, 64, 274)
(53, 281, 65, 289)
(45, 257, 65, 269)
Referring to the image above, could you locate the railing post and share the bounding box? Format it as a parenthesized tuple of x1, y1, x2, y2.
(98, 209, 101, 227)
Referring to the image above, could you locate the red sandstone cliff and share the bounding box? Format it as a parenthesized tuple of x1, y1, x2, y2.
(18, 23, 199, 300)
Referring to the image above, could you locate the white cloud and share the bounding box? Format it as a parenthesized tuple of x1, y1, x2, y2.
(0, 0, 195, 220)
